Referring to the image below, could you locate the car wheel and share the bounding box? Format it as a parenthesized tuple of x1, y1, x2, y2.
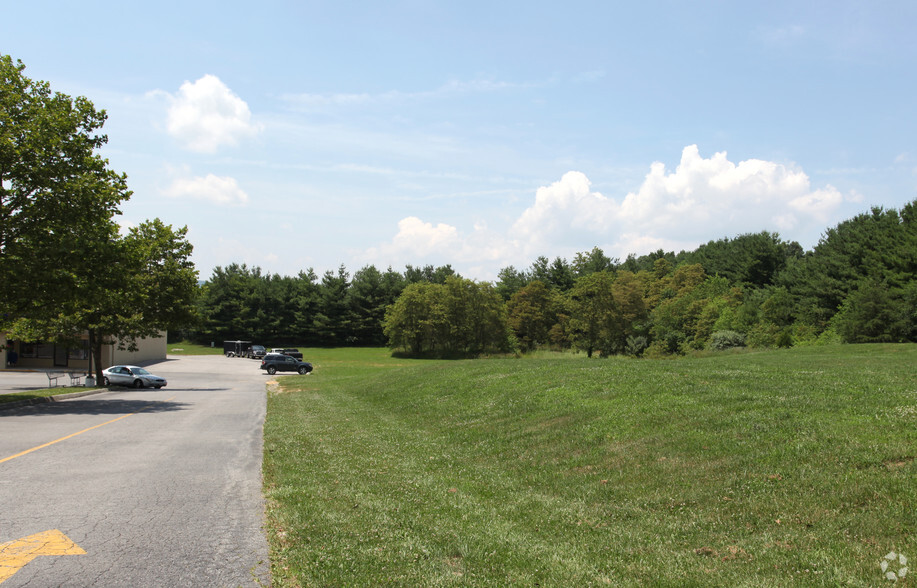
(267, 366, 277, 375)
(154, 386, 162, 389)
(103, 377, 110, 386)
(298, 366, 309, 374)
(133, 379, 144, 389)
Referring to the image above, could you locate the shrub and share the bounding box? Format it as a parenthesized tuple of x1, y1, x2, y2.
(775, 329, 794, 348)
(709, 330, 746, 351)
(625, 335, 649, 357)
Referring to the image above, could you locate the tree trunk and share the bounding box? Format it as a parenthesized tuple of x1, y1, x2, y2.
(89, 328, 106, 384)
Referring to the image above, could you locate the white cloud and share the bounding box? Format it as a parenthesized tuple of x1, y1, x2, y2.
(166, 75, 260, 153)
(116, 218, 137, 236)
(164, 173, 249, 205)
(511, 171, 618, 255)
(363, 216, 459, 261)
(615, 145, 829, 235)
(364, 146, 851, 278)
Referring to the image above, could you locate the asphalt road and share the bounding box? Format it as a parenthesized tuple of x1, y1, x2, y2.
(0, 355, 274, 587)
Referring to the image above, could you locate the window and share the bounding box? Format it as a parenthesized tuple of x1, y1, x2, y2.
(69, 340, 90, 360)
(20, 343, 54, 358)
(20, 343, 37, 358)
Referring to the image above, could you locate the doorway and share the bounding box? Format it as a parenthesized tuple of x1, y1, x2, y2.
(54, 345, 69, 367)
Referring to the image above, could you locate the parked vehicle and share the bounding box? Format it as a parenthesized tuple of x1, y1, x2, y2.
(102, 365, 168, 389)
(270, 348, 304, 360)
(260, 353, 313, 375)
(250, 345, 267, 359)
(224, 340, 252, 357)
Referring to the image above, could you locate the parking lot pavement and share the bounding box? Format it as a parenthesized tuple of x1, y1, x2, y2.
(0, 353, 272, 587)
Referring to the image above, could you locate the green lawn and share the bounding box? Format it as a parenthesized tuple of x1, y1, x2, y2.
(263, 344, 917, 587)
(165, 340, 225, 355)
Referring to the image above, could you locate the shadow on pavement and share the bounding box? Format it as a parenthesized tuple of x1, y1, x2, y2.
(0, 398, 191, 416)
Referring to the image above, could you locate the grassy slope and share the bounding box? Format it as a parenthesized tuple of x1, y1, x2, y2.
(263, 345, 917, 587)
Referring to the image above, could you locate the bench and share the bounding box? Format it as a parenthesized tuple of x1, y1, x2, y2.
(46, 371, 67, 387)
(68, 372, 84, 386)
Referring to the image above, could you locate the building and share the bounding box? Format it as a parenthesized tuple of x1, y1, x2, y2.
(1, 332, 167, 371)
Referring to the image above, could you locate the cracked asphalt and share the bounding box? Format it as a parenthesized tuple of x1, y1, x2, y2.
(0, 355, 272, 587)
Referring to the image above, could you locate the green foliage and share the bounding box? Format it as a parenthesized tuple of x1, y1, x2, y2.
(775, 328, 794, 348)
(780, 205, 917, 331)
(567, 271, 619, 357)
(683, 231, 802, 288)
(493, 265, 529, 301)
(506, 280, 560, 352)
(382, 282, 435, 355)
(572, 246, 616, 277)
(530, 255, 576, 291)
(709, 330, 746, 350)
(0, 54, 130, 323)
(832, 279, 910, 343)
(348, 265, 405, 346)
(314, 265, 352, 346)
(624, 334, 648, 357)
(384, 276, 511, 356)
(403, 263, 455, 284)
(1, 56, 198, 380)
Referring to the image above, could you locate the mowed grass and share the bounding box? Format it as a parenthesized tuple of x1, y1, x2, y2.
(165, 340, 225, 355)
(262, 345, 917, 587)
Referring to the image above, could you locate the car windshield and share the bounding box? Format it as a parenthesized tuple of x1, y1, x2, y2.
(132, 367, 151, 375)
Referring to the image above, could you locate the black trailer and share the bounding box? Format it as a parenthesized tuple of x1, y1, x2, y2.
(223, 340, 252, 357)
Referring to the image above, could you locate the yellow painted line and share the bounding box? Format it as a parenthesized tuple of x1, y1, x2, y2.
(0, 529, 85, 584)
(0, 396, 177, 465)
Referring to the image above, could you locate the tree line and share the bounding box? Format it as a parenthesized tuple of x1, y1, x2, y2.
(9, 51, 911, 365)
(189, 200, 917, 357)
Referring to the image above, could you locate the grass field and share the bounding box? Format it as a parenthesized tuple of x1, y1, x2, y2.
(165, 340, 225, 355)
(262, 345, 917, 586)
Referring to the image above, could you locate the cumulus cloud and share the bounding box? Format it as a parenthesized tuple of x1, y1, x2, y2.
(509, 145, 846, 256)
(360, 217, 515, 272)
(364, 145, 851, 278)
(164, 173, 249, 205)
(511, 171, 618, 254)
(362, 217, 460, 261)
(166, 75, 260, 153)
(614, 145, 839, 234)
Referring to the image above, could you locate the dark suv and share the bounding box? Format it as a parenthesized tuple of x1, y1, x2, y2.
(260, 353, 313, 375)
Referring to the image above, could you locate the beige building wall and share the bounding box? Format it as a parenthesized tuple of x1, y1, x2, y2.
(107, 332, 168, 366)
(1, 331, 167, 370)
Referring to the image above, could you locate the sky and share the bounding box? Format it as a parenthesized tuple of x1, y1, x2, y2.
(4, 1, 917, 282)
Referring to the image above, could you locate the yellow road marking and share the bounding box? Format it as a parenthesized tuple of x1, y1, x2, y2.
(0, 396, 177, 464)
(0, 529, 85, 584)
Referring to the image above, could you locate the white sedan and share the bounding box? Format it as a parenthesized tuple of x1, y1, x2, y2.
(102, 365, 168, 389)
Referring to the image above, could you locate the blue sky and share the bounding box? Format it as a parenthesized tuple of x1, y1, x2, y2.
(5, 1, 916, 281)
